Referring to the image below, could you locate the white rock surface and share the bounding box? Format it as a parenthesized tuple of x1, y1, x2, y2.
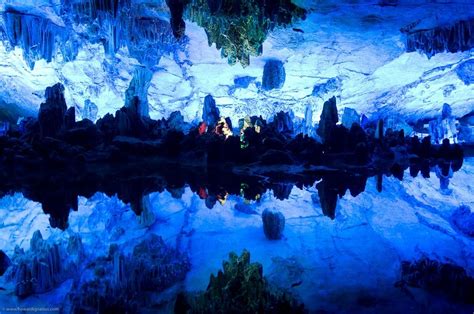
(0, 1, 472, 124)
(1, 158, 473, 311)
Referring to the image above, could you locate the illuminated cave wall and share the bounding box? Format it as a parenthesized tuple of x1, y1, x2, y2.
(0, 0, 473, 126)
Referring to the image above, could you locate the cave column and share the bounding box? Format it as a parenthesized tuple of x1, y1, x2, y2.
(125, 66, 153, 118)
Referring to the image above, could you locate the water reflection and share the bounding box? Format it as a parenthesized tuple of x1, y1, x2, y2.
(0, 157, 464, 229)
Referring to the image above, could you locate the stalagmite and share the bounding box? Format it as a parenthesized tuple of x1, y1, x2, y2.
(125, 67, 153, 118)
(317, 96, 338, 143)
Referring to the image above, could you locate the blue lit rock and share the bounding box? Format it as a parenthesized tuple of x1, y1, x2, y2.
(202, 94, 220, 128)
(3, 6, 68, 69)
(341, 107, 360, 129)
(262, 59, 286, 91)
(167, 110, 186, 132)
(0, 250, 11, 276)
(262, 208, 285, 240)
(317, 96, 338, 142)
(270, 111, 294, 138)
(385, 115, 413, 135)
(234, 76, 256, 89)
(452, 205, 474, 237)
(428, 103, 458, 144)
(456, 59, 474, 85)
(4, 230, 81, 298)
(312, 78, 341, 98)
(458, 113, 474, 143)
(70, 234, 190, 312)
(378, 0, 398, 6)
(38, 83, 67, 138)
(403, 18, 474, 57)
(234, 202, 258, 215)
(64, 106, 75, 129)
(81, 99, 98, 122)
(125, 67, 153, 118)
(302, 104, 315, 136)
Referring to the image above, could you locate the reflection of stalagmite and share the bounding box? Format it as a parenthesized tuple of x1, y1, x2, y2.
(435, 163, 453, 190)
(6, 231, 82, 298)
(135, 194, 156, 227)
(0, 250, 11, 276)
(262, 208, 285, 240)
(71, 235, 190, 311)
(376, 173, 383, 192)
(316, 180, 337, 220)
(375, 119, 384, 142)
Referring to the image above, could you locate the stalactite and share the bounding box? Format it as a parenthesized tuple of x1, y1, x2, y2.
(403, 18, 474, 57)
(3, 7, 67, 69)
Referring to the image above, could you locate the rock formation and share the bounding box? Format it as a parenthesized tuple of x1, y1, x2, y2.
(262, 208, 285, 240)
(38, 83, 67, 138)
(125, 67, 153, 118)
(456, 59, 474, 86)
(312, 78, 341, 98)
(403, 18, 474, 57)
(428, 103, 458, 144)
(451, 205, 474, 237)
(262, 59, 286, 90)
(270, 111, 294, 138)
(0, 250, 11, 276)
(185, 0, 305, 66)
(4, 231, 81, 298)
(82, 100, 99, 122)
(70, 234, 190, 312)
(3, 6, 67, 69)
(174, 250, 304, 313)
(400, 258, 474, 304)
(341, 107, 360, 129)
(317, 96, 338, 143)
(202, 95, 220, 129)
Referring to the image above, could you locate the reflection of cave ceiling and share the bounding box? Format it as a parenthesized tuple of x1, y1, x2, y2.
(0, 0, 473, 124)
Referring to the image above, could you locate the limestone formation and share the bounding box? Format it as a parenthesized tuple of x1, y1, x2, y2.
(0, 250, 11, 276)
(400, 258, 474, 303)
(270, 111, 294, 138)
(4, 231, 82, 298)
(452, 205, 474, 237)
(341, 107, 360, 129)
(185, 0, 305, 66)
(70, 234, 189, 312)
(456, 59, 474, 85)
(175, 250, 304, 313)
(262, 208, 286, 240)
(202, 95, 220, 129)
(82, 100, 99, 122)
(428, 103, 458, 144)
(317, 96, 338, 142)
(38, 83, 67, 138)
(312, 78, 341, 98)
(125, 67, 153, 118)
(262, 59, 286, 90)
(403, 18, 474, 57)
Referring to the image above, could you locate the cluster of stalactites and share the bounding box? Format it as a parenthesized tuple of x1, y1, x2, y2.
(2, 7, 73, 69)
(62, 0, 179, 65)
(403, 18, 474, 58)
(1, 0, 181, 69)
(185, 0, 306, 66)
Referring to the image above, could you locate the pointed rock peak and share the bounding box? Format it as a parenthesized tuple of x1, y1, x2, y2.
(317, 96, 338, 142)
